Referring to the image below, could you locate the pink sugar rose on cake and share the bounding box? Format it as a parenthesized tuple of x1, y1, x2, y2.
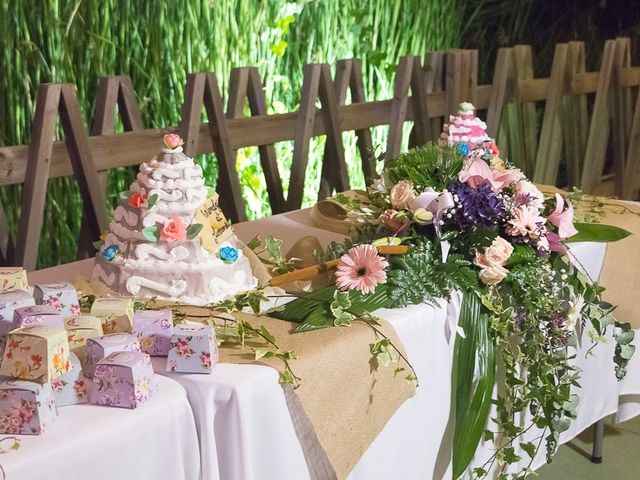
(163, 133, 185, 150)
(335, 244, 389, 295)
(161, 217, 187, 242)
(128, 192, 146, 208)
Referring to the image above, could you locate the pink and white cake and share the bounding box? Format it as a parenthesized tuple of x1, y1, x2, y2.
(93, 134, 257, 305)
(447, 102, 491, 146)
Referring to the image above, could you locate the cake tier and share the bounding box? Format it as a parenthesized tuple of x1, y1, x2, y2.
(94, 248, 258, 306)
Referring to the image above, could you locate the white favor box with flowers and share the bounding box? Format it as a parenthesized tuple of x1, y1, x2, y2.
(34, 281, 80, 317)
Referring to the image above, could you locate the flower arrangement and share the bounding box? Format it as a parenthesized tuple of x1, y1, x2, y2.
(273, 103, 635, 478)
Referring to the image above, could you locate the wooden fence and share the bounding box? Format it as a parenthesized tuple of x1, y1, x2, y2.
(1, 38, 640, 270)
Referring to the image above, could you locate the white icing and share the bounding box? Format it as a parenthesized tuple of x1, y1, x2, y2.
(126, 275, 187, 297)
(134, 244, 189, 262)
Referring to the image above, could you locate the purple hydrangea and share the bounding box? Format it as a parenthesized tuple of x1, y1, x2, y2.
(450, 181, 505, 229)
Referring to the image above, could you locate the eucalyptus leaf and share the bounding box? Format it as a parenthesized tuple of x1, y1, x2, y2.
(567, 223, 632, 243)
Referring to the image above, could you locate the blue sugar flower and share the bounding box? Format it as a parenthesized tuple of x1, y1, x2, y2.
(102, 245, 119, 261)
(219, 246, 239, 263)
(457, 142, 470, 156)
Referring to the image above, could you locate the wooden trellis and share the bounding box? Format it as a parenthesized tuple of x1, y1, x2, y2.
(1, 39, 640, 269)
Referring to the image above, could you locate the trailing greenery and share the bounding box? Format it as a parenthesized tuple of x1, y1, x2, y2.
(0, 0, 462, 268)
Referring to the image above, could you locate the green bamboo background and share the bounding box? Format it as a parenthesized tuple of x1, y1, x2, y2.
(0, 0, 462, 268)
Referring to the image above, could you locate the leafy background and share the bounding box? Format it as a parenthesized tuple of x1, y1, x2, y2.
(0, 0, 638, 268)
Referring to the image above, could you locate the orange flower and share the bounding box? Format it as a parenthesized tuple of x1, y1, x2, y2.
(163, 133, 184, 150)
(128, 192, 146, 208)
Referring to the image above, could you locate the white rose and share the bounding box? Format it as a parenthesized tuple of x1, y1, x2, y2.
(484, 237, 513, 266)
(479, 264, 509, 285)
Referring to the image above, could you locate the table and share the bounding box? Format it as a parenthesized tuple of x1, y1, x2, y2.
(2, 375, 200, 480)
(25, 209, 640, 480)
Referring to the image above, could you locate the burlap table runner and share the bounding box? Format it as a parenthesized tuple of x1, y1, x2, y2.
(217, 311, 415, 480)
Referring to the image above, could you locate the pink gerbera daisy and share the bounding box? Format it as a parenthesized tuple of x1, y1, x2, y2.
(335, 244, 389, 294)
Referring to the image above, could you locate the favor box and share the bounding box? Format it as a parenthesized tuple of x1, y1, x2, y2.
(64, 315, 103, 352)
(166, 324, 217, 373)
(34, 281, 80, 317)
(0, 289, 35, 336)
(90, 351, 156, 409)
(51, 352, 89, 406)
(0, 267, 29, 293)
(132, 310, 173, 356)
(84, 333, 141, 379)
(12, 305, 64, 330)
(0, 378, 57, 434)
(0, 325, 71, 383)
(91, 298, 134, 334)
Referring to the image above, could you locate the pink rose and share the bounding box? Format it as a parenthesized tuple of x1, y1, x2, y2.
(478, 264, 509, 285)
(547, 193, 578, 239)
(161, 217, 187, 242)
(379, 209, 411, 235)
(475, 237, 513, 268)
(163, 133, 185, 150)
(389, 180, 416, 210)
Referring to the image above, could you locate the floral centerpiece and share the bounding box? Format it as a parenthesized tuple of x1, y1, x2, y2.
(273, 103, 635, 478)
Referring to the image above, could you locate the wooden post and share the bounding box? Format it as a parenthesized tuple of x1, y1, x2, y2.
(423, 51, 446, 140)
(513, 45, 538, 176)
(611, 38, 632, 197)
(560, 42, 589, 187)
(179, 73, 247, 222)
(287, 64, 348, 209)
(386, 56, 418, 163)
(580, 40, 617, 193)
(227, 67, 286, 213)
(334, 59, 376, 183)
(13, 84, 107, 270)
(533, 43, 569, 185)
(77, 75, 145, 259)
(486, 48, 514, 142)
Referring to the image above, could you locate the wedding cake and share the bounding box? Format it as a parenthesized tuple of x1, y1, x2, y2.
(93, 134, 257, 305)
(446, 102, 491, 146)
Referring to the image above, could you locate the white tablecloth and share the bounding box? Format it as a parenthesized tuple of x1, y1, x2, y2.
(26, 212, 640, 480)
(2, 375, 200, 480)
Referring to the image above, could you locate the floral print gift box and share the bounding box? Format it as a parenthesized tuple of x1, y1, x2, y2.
(51, 352, 90, 406)
(90, 351, 156, 409)
(12, 305, 64, 330)
(132, 310, 173, 356)
(84, 333, 141, 378)
(64, 315, 104, 352)
(166, 324, 217, 373)
(0, 378, 57, 435)
(34, 281, 80, 317)
(0, 267, 29, 293)
(0, 290, 35, 336)
(91, 298, 134, 334)
(0, 325, 71, 383)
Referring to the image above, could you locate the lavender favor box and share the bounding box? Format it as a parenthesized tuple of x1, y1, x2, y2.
(84, 333, 141, 379)
(132, 310, 173, 356)
(166, 323, 217, 374)
(90, 351, 156, 409)
(34, 281, 80, 318)
(0, 378, 57, 435)
(12, 305, 65, 330)
(51, 352, 90, 406)
(0, 290, 35, 336)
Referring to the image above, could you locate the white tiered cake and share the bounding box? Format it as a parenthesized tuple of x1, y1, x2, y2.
(93, 134, 257, 305)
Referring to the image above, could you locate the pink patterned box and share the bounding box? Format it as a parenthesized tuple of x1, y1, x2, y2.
(0, 289, 35, 336)
(51, 352, 90, 406)
(90, 351, 156, 409)
(12, 305, 65, 330)
(0, 378, 57, 435)
(34, 281, 80, 317)
(0, 325, 71, 383)
(84, 333, 141, 379)
(132, 310, 173, 356)
(166, 324, 217, 374)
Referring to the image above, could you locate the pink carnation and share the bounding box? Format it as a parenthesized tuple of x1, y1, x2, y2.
(335, 244, 389, 295)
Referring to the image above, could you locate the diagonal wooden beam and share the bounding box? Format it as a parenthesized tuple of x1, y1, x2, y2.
(227, 67, 286, 214)
(486, 48, 513, 140)
(180, 73, 246, 222)
(386, 56, 415, 163)
(334, 59, 376, 182)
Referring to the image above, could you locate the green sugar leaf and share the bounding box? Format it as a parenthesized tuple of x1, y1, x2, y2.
(118, 190, 132, 201)
(186, 223, 203, 240)
(141, 226, 159, 242)
(92, 240, 105, 250)
(147, 194, 159, 208)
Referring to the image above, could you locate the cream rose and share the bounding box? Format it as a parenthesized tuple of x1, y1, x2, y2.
(484, 236, 513, 266)
(478, 264, 509, 285)
(389, 180, 416, 210)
